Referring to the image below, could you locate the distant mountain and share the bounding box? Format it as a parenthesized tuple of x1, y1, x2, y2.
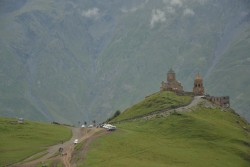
(0, 0, 250, 124)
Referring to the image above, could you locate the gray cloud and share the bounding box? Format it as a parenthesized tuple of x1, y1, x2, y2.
(183, 8, 195, 16)
(162, 0, 170, 4)
(170, 0, 183, 7)
(82, 8, 100, 18)
(121, 7, 139, 13)
(194, 0, 207, 5)
(121, 0, 149, 13)
(150, 9, 166, 28)
(165, 6, 176, 14)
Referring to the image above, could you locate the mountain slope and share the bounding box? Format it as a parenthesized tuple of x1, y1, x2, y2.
(0, 0, 250, 123)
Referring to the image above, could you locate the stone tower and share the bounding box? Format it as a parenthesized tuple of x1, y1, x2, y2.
(167, 68, 176, 82)
(193, 73, 204, 95)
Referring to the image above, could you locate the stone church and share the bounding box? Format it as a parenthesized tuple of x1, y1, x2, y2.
(160, 68, 230, 107)
(160, 68, 205, 95)
(160, 68, 184, 92)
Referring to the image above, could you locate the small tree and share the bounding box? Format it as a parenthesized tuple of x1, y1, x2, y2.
(84, 121, 87, 126)
(93, 120, 96, 126)
(114, 110, 121, 118)
(106, 110, 121, 122)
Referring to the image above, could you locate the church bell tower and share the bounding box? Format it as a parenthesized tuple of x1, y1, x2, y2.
(167, 68, 176, 82)
(193, 73, 204, 96)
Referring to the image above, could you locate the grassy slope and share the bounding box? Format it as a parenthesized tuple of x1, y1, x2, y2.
(112, 91, 192, 122)
(0, 117, 71, 166)
(82, 103, 250, 167)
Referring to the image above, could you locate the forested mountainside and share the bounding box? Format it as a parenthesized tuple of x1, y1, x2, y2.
(0, 0, 250, 124)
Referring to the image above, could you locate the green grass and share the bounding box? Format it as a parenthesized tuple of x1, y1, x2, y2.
(70, 140, 88, 165)
(0, 117, 72, 166)
(111, 91, 192, 122)
(82, 106, 250, 167)
(35, 159, 64, 167)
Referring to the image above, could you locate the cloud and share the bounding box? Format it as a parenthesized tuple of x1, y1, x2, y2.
(170, 0, 183, 7)
(164, 0, 207, 7)
(162, 0, 170, 4)
(166, 6, 176, 14)
(81, 8, 100, 18)
(150, 9, 166, 28)
(183, 8, 195, 16)
(121, 0, 149, 13)
(121, 7, 138, 13)
(194, 0, 207, 5)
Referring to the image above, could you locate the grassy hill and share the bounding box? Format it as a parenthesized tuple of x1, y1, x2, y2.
(0, 117, 71, 166)
(79, 94, 250, 167)
(111, 91, 192, 122)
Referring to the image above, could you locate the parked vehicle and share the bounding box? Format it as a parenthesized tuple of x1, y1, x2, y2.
(74, 139, 78, 144)
(103, 124, 116, 131)
(88, 124, 94, 128)
(107, 125, 116, 131)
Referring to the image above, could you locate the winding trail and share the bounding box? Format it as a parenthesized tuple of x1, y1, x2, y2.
(113, 96, 203, 123)
(15, 127, 103, 167)
(174, 96, 203, 111)
(141, 96, 203, 120)
(62, 128, 104, 167)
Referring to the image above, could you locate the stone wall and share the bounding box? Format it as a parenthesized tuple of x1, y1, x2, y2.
(204, 95, 230, 108)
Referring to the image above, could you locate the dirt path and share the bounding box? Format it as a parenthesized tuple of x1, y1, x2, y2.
(143, 96, 203, 120)
(142, 96, 203, 120)
(175, 96, 203, 112)
(70, 130, 110, 167)
(61, 128, 103, 167)
(15, 127, 103, 167)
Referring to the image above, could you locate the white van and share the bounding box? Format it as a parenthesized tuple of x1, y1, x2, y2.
(103, 124, 116, 131)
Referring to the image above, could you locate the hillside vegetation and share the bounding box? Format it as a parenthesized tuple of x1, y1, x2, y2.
(111, 91, 192, 122)
(0, 117, 71, 166)
(81, 97, 250, 167)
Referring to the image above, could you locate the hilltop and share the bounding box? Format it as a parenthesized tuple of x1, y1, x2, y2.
(80, 92, 250, 167)
(111, 91, 192, 122)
